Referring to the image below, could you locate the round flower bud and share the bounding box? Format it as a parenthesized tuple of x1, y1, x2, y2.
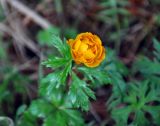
(67, 32, 106, 67)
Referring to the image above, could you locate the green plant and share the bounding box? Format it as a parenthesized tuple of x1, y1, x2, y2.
(98, 0, 130, 54)
(133, 38, 160, 83)
(109, 81, 160, 126)
(108, 38, 160, 126)
(17, 33, 111, 126)
(0, 34, 30, 116)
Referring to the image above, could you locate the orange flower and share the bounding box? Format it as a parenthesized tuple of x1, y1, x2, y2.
(67, 32, 106, 67)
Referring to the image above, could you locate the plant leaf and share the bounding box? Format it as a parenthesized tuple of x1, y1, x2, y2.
(37, 27, 60, 46)
(28, 99, 53, 118)
(42, 57, 69, 68)
(153, 38, 160, 61)
(68, 73, 95, 111)
(78, 67, 111, 86)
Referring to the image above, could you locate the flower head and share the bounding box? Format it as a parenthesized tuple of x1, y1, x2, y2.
(67, 32, 106, 67)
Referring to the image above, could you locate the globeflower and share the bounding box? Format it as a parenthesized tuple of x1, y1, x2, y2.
(67, 32, 105, 67)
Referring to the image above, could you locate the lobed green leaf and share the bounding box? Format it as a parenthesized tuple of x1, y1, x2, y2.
(68, 73, 95, 111)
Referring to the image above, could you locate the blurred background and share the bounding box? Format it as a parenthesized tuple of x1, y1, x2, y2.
(0, 0, 160, 125)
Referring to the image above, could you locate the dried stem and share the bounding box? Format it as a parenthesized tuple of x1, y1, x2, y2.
(1, 0, 51, 29)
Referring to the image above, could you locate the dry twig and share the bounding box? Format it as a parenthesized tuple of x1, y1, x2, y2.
(1, 0, 51, 29)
